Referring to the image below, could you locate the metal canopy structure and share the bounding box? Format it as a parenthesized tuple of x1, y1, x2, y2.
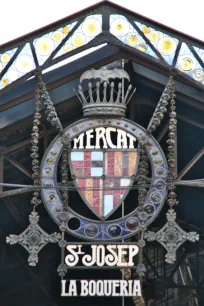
(0, 1, 204, 306)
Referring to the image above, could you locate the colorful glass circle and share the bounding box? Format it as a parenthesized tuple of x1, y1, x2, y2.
(85, 224, 99, 237)
(36, 37, 54, 55)
(72, 33, 85, 47)
(126, 33, 140, 47)
(7, 69, 19, 81)
(126, 218, 139, 231)
(193, 69, 204, 81)
(108, 225, 122, 237)
(178, 55, 196, 72)
(82, 18, 101, 37)
(15, 55, 34, 73)
(110, 17, 129, 37)
(157, 37, 177, 55)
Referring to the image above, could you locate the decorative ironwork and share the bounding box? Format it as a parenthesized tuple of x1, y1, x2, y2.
(78, 68, 135, 117)
(144, 209, 199, 264)
(6, 211, 61, 266)
(0, 2, 203, 97)
(30, 81, 42, 208)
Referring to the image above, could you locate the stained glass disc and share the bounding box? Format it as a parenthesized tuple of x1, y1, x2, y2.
(110, 17, 129, 37)
(157, 37, 177, 55)
(178, 55, 196, 71)
(7, 69, 19, 81)
(126, 33, 140, 46)
(15, 55, 34, 73)
(148, 31, 160, 42)
(72, 33, 85, 47)
(1, 53, 10, 63)
(36, 37, 54, 55)
(82, 18, 101, 37)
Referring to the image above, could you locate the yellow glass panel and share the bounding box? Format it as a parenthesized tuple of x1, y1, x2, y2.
(1, 53, 10, 63)
(7, 69, 19, 81)
(110, 18, 129, 37)
(138, 43, 148, 52)
(15, 55, 34, 73)
(178, 55, 196, 71)
(72, 33, 85, 47)
(36, 37, 54, 55)
(126, 33, 140, 47)
(63, 44, 72, 53)
(52, 31, 63, 42)
(149, 31, 160, 42)
(142, 26, 150, 34)
(157, 37, 177, 55)
(1, 78, 9, 86)
(82, 18, 101, 36)
(62, 26, 70, 34)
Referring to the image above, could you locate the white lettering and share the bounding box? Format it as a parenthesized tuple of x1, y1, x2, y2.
(80, 280, 89, 296)
(106, 127, 116, 148)
(133, 280, 141, 296)
(117, 130, 128, 149)
(127, 133, 136, 149)
(61, 280, 77, 296)
(95, 127, 108, 149)
(73, 133, 84, 149)
(117, 245, 128, 266)
(72, 127, 137, 149)
(86, 129, 94, 149)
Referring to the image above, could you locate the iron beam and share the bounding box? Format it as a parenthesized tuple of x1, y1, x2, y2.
(4, 154, 32, 179)
(177, 147, 204, 180)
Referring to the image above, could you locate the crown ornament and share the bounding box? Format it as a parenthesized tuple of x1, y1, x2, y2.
(77, 68, 136, 117)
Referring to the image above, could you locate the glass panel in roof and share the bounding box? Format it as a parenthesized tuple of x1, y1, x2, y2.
(0, 43, 35, 89)
(54, 15, 102, 59)
(193, 46, 204, 64)
(109, 15, 158, 59)
(0, 48, 18, 77)
(135, 22, 178, 65)
(33, 21, 77, 65)
(176, 43, 204, 84)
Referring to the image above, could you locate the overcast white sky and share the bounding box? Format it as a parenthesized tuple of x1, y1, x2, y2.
(0, 0, 203, 46)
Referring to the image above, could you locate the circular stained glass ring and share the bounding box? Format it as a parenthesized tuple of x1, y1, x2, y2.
(126, 33, 140, 47)
(72, 33, 85, 48)
(67, 217, 81, 231)
(148, 31, 160, 42)
(144, 205, 155, 215)
(138, 43, 148, 52)
(82, 18, 101, 37)
(108, 225, 122, 238)
(126, 218, 139, 231)
(84, 224, 99, 237)
(36, 37, 54, 56)
(15, 55, 34, 73)
(110, 17, 129, 37)
(157, 37, 177, 55)
(193, 69, 204, 81)
(7, 69, 19, 81)
(52, 31, 63, 42)
(178, 55, 196, 72)
(1, 53, 10, 63)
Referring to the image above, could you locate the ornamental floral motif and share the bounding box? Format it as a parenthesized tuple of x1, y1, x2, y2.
(144, 209, 199, 264)
(6, 212, 61, 266)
